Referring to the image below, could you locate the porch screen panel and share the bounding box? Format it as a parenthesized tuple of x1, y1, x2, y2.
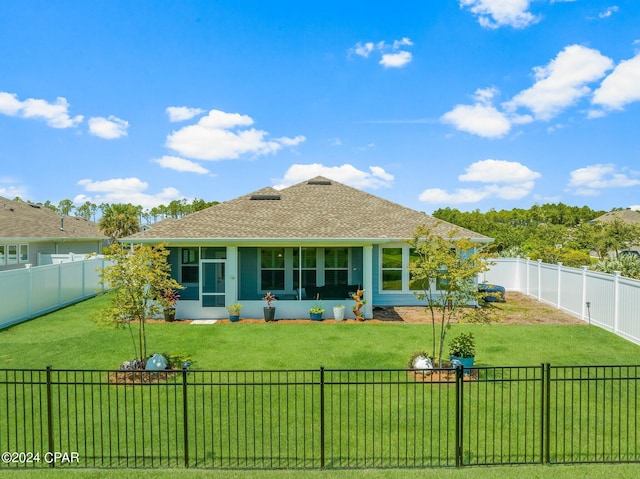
(180, 247, 200, 300)
(293, 247, 317, 291)
(324, 247, 348, 285)
(260, 247, 285, 290)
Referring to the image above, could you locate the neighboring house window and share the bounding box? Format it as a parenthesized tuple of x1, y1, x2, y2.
(260, 247, 285, 290)
(293, 247, 317, 291)
(19, 244, 28, 263)
(324, 247, 349, 285)
(7, 245, 17, 265)
(0, 245, 4, 265)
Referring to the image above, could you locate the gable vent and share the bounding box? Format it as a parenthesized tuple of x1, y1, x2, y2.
(250, 194, 281, 200)
(307, 179, 332, 185)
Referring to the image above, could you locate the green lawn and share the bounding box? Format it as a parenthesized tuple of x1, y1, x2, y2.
(1, 292, 640, 370)
(2, 294, 640, 473)
(4, 464, 640, 478)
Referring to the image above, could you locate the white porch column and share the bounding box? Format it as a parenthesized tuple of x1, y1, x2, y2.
(363, 245, 373, 319)
(226, 246, 238, 305)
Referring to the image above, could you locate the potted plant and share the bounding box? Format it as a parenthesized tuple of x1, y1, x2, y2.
(262, 292, 277, 322)
(448, 332, 475, 372)
(333, 304, 346, 321)
(161, 289, 180, 322)
(226, 303, 242, 322)
(309, 296, 324, 321)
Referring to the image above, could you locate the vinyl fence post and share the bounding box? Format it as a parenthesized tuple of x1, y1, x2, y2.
(46, 366, 55, 468)
(182, 366, 189, 468)
(320, 366, 325, 470)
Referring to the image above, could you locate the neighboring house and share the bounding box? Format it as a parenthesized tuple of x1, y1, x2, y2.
(124, 177, 492, 319)
(592, 209, 640, 226)
(0, 196, 108, 272)
(592, 209, 640, 255)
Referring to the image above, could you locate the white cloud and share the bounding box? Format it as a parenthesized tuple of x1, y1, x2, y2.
(165, 109, 305, 161)
(419, 187, 490, 204)
(504, 44, 613, 120)
(567, 164, 640, 196)
(459, 159, 541, 183)
(88, 116, 129, 139)
(459, 0, 539, 29)
(152, 156, 210, 174)
(0, 91, 83, 128)
(274, 163, 394, 190)
(166, 106, 205, 122)
(441, 103, 511, 138)
(350, 42, 375, 58)
(419, 159, 540, 204)
(75, 177, 181, 209)
(380, 51, 413, 68)
(599, 6, 619, 18)
(348, 37, 414, 68)
(592, 53, 640, 110)
(0, 176, 27, 199)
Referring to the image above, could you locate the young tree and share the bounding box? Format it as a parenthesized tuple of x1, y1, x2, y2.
(99, 243, 183, 366)
(408, 225, 495, 366)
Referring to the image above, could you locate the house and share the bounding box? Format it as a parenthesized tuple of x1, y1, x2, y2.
(0, 196, 108, 272)
(124, 177, 492, 319)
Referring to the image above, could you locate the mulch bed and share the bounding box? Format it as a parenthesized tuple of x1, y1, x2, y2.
(108, 370, 177, 384)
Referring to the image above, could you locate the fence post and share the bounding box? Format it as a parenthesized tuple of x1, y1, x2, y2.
(182, 366, 189, 468)
(614, 271, 620, 334)
(455, 364, 464, 467)
(320, 366, 325, 470)
(46, 366, 55, 468)
(557, 262, 563, 309)
(543, 363, 551, 464)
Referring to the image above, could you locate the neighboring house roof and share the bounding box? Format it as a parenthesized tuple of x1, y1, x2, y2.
(127, 177, 491, 242)
(593, 209, 640, 225)
(0, 196, 106, 241)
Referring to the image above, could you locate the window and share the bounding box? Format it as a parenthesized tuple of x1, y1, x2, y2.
(260, 247, 285, 290)
(324, 248, 348, 285)
(381, 247, 403, 291)
(7, 245, 17, 264)
(181, 248, 199, 283)
(19, 244, 28, 262)
(0, 245, 4, 265)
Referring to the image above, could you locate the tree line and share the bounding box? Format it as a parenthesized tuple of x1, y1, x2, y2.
(433, 203, 640, 277)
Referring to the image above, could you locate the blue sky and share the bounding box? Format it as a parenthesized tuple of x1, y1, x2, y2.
(1, 0, 639, 214)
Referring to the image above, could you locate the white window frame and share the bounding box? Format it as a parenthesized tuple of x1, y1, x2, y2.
(379, 244, 427, 294)
(7, 244, 18, 265)
(19, 244, 28, 263)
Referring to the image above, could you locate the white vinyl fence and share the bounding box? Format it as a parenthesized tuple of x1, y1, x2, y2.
(0, 258, 109, 330)
(482, 257, 640, 346)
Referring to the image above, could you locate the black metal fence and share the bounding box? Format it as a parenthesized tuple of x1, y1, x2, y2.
(1, 365, 639, 469)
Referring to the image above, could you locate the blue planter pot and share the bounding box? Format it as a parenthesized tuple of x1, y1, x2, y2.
(229, 315, 240, 322)
(310, 312, 323, 321)
(450, 356, 475, 373)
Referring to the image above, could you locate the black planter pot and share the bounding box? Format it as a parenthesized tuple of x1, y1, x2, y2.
(263, 307, 276, 322)
(164, 308, 176, 322)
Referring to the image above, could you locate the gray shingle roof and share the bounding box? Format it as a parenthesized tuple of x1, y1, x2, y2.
(0, 196, 106, 241)
(593, 209, 640, 225)
(126, 177, 491, 242)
